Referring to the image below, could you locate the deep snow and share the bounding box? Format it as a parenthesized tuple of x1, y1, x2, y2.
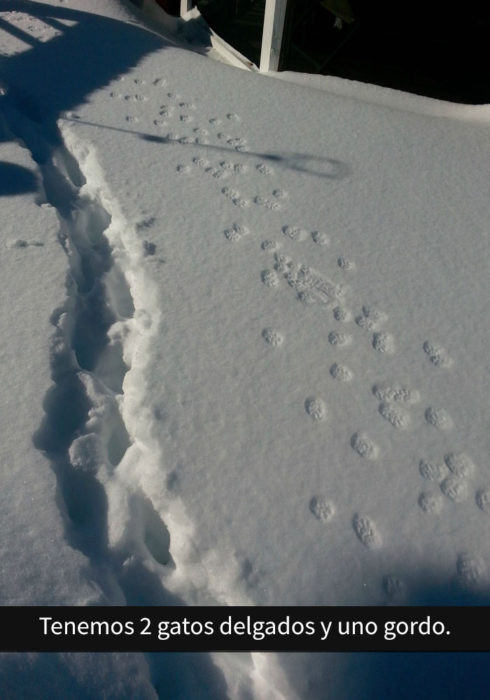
(0, 0, 489, 698)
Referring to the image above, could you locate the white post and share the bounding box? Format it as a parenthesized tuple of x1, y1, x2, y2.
(259, 0, 288, 72)
(180, 0, 192, 16)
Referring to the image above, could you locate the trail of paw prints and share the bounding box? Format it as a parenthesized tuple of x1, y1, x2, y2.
(207, 113, 248, 152)
(110, 77, 172, 125)
(176, 155, 249, 198)
(417, 452, 481, 515)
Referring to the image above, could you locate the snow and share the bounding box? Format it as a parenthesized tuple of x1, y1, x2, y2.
(0, 0, 489, 697)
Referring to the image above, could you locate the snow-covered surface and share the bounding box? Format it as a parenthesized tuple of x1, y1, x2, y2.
(0, 0, 489, 697)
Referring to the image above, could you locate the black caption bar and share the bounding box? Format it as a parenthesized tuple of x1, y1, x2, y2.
(1, 607, 489, 652)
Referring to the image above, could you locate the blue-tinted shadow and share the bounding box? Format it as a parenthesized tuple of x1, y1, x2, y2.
(0, 161, 37, 196)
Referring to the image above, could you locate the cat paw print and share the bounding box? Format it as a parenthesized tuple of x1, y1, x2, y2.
(305, 397, 328, 422)
(423, 341, 453, 368)
(356, 305, 387, 332)
(351, 433, 379, 460)
(262, 328, 283, 347)
(224, 223, 248, 242)
(353, 514, 382, 549)
(309, 496, 335, 523)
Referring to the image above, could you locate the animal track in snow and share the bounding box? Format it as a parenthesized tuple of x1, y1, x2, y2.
(309, 496, 335, 523)
(423, 341, 453, 368)
(176, 164, 191, 174)
(124, 93, 148, 102)
(311, 230, 329, 246)
(206, 166, 229, 179)
(261, 240, 279, 252)
(378, 402, 410, 429)
(425, 407, 453, 431)
(418, 491, 443, 514)
(221, 187, 249, 208)
(351, 433, 379, 460)
(193, 127, 209, 136)
(256, 163, 274, 176)
(305, 397, 327, 422)
(333, 306, 351, 322)
(444, 452, 475, 479)
(262, 328, 283, 347)
(373, 383, 419, 404)
(261, 269, 280, 288)
(382, 575, 406, 600)
(456, 552, 486, 588)
(272, 189, 287, 200)
(356, 305, 388, 332)
(226, 113, 241, 121)
(192, 156, 210, 168)
(224, 223, 248, 242)
(274, 254, 344, 306)
(179, 114, 193, 123)
(372, 332, 395, 354)
(440, 475, 468, 502)
(254, 196, 280, 211)
(125, 115, 139, 123)
(227, 137, 247, 151)
(476, 489, 490, 514)
(419, 459, 448, 482)
(353, 514, 382, 549)
(337, 256, 356, 271)
(330, 363, 353, 382)
(209, 117, 222, 125)
(328, 330, 352, 347)
(282, 225, 307, 241)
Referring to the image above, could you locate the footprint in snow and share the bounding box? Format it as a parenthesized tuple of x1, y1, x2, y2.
(350, 432, 379, 460)
(353, 514, 382, 549)
(418, 490, 444, 514)
(309, 496, 335, 523)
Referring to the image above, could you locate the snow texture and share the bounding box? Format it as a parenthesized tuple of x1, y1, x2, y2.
(0, 0, 489, 697)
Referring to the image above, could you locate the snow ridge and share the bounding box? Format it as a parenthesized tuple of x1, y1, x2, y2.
(60, 124, 294, 700)
(1, 87, 290, 698)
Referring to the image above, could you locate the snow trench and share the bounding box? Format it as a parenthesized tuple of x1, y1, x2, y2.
(1, 90, 291, 699)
